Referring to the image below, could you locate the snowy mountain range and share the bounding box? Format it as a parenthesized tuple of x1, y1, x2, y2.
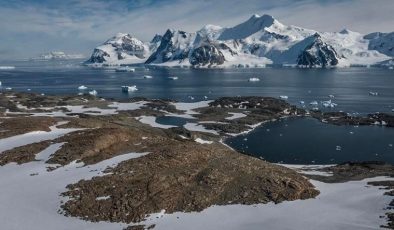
(86, 14, 394, 68)
(32, 51, 85, 61)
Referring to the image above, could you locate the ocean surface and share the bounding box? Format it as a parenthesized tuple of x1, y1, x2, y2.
(1, 59, 393, 164)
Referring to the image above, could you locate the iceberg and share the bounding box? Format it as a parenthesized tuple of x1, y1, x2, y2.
(115, 67, 135, 72)
(279, 95, 288, 100)
(0, 66, 15, 70)
(78, 85, 88, 90)
(5, 87, 12, 90)
(321, 100, 338, 108)
(310, 101, 319, 106)
(0, 81, 2, 86)
(168, 76, 178, 80)
(248, 77, 260, 82)
(121, 85, 138, 92)
(143, 75, 153, 79)
(369, 91, 379, 96)
(89, 90, 98, 96)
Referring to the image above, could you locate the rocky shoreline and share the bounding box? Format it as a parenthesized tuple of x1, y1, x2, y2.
(1, 91, 394, 229)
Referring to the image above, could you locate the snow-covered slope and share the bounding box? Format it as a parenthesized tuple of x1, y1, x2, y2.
(86, 33, 157, 65)
(86, 14, 394, 68)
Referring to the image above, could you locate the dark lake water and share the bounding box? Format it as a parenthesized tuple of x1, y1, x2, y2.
(1, 60, 394, 164)
(226, 118, 394, 164)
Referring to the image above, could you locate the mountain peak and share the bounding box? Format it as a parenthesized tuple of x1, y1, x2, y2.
(218, 14, 277, 40)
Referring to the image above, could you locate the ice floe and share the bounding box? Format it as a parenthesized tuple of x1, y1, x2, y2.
(144, 75, 153, 79)
(168, 76, 178, 80)
(115, 67, 135, 72)
(88, 90, 98, 96)
(121, 85, 138, 93)
(0, 66, 15, 70)
(78, 85, 88, 90)
(369, 91, 379, 96)
(279, 95, 288, 100)
(248, 77, 260, 82)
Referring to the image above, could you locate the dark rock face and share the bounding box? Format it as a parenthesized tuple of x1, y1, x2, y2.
(146, 29, 192, 64)
(88, 49, 110, 63)
(190, 44, 225, 66)
(297, 33, 339, 67)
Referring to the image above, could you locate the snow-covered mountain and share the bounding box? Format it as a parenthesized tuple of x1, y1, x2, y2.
(86, 14, 394, 68)
(86, 33, 159, 65)
(32, 51, 85, 61)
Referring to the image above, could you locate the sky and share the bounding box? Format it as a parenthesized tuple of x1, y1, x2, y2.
(0, 0, 394, 60)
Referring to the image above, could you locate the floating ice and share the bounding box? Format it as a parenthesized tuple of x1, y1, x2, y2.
(89, 90, 98, 96)
(78, 85, 88, 90)
(279, 95, 288, 100)
(121, 85, 138, 93)
(115, 67, 135, 72)
(5, 87, 12, 90)
(328, 95, 335, 98)
(168, 76, 178, 80)
(369, 92, 379, 96)
(321, 100, 338, 108)
(0, 66, 15, 70)
(310, 101, 319, 106)
(299, 101, 305, 104)
(0, 81, 2, 86)
(144, 75, 153, 79)
(336, 146, 342, 151)
(248, 77, 260, 82)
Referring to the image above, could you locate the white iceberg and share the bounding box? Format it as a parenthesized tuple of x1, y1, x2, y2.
(328, 95, 335, 98)
(78, 85, 88, 90)
(0, 66, 15, 70)
(279, 95, 288, 100)
(369, 92, 378, 96)
(168, 76, 178, 80)
(310, 101, 319, 106)
(121, 85, 138, 92)
(88, 90, 98, 96)
(0, 81, 2, 86)
(248, 77, 260, 82)
(144, 75, 153, 79)
(5, 87, 12, 90)
(321, 100, 338, 108)
(115, 67, 135, 72)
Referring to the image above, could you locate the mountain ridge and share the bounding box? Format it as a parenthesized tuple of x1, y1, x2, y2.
(86, 14, 394, 68)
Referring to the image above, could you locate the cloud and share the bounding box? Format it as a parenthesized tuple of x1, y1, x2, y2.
(0, 0, 393, 60)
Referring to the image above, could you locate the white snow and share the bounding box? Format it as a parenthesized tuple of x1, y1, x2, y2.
(194, 138, 213, 144)
(0, 149, 148, 230)
(135, 177, 392, 230)
(136, 116, 176, 129)
(183, 123, 218, 135)
(172, 101, 212, 116)
(225, 112, 247, 120)
(0, 122, 82, 153)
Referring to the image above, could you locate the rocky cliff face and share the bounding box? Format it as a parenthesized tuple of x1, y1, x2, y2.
(189, 44, 225, 67)
(297, 34, 339, 67)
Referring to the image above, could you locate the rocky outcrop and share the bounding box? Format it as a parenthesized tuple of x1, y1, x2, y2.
(297, 33, 339, 67)
(190, 44, 225, 66)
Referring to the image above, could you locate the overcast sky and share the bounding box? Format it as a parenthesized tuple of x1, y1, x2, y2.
(1, 0, 393, 60)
